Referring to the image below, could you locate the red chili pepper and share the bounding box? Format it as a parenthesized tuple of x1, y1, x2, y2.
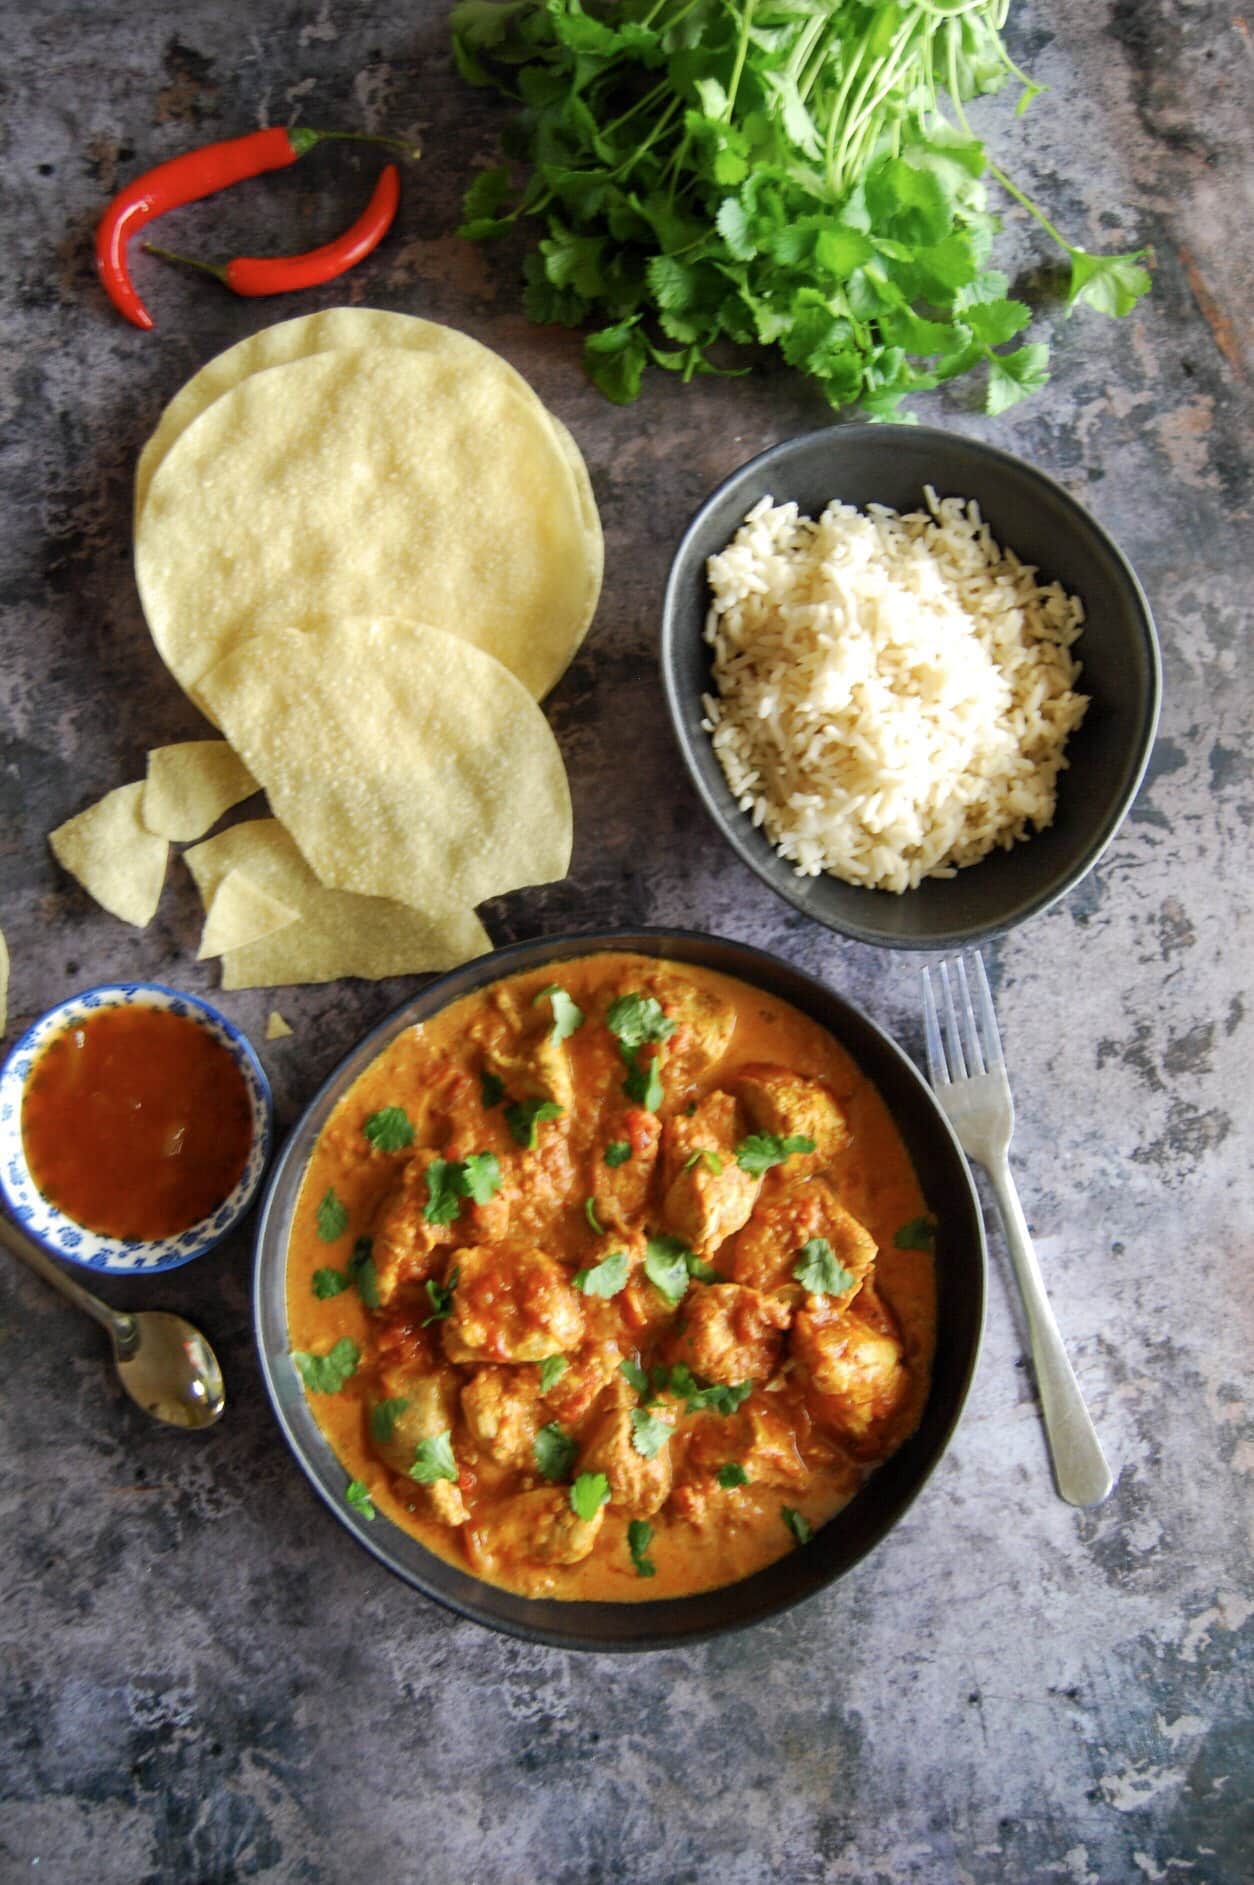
(143, 163, 400, 300)
(95, 126, 417, 330)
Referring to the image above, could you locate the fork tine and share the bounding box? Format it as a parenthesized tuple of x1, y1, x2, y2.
(921, 966, 948, 1086)
(937, 959, 969, 1081)
(971, 952, 1006, 1071)
(954, 957, 986, 1077)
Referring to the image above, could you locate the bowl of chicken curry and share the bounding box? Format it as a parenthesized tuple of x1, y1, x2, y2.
(255, 931, 984, 1648)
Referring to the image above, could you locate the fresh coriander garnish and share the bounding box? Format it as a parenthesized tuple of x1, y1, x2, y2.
(315, 1187, 349, 1243)
(409, 1430, 458, 1485)
(894, 1215, 937, 1252)
(619, 1358, 649, 1396)
(665, 1365, 753, 1416)
(734, 1132, 816, 1176)
(686, 1255, 718, 1283)
(603, 1140, 631, 1167)
(534, 983, 585, 1042)
(312, 1267, 350, 1299)
(605, 993, 676, 1050)
(423, 1157, 463, 1227)
(781, 1505, 813, 1547)
(683, 1147, 724, 1175)
(538, 1355, 568, 1394)
(345, 1479, 376, 1521)
(505, 1096, 564, 1148)
(370, 1397, 410, 1444)
(627, 1518, 656, 1578)
(292, 1337, 360, 1394)
(363, 1106, 415, 1153)
(793, 1237, 855, 1297)
(569, 1472, 610, 1521)
(572, 1249, 629, 1298)
(480, 1069, 505, 1109)
(460, 1151, 502, 1205)
(629, 1407, 673, 1460)
(621, 1049, 664, 1112)
(348, 1235, 380, 1309)
(533, 1421, 577, 1483)
(584, 1196, 605, 1235)
(422, 1266, 460, 1325)
(717, 1464, 749, 1489)
(643, 1232, 691, 1308)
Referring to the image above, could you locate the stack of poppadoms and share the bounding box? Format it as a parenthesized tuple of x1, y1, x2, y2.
(49, 309, 603, 988)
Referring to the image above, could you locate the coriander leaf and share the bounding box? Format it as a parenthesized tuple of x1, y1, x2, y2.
(1067, 248, 1152, 319)
(534, 983, 584, 1042)
(315, 1187, 349, 1243)
(538, 1355, 568, 1394)
(717, 1463, 749, 1489)
(894, 1215, 937, 1252)
(573, 1249, 630, 1298)
(962, 296, 1033, 347)
(781, 1505, 813, 1546)
(627, 1517, 656, 1578)
(584, 1196, 605, 1235)
(734, 1133, 816, 1176)
(460, 164, 513, 226)
(686, 1255, 718, 1283)
(644, 1232, 691, 1307)
(409, 1430, 459, 1485)
(422, 1266, 460, 1326)
(460, 1151, 502, 1205)
(424, 1157, 464, 1226)
(669, 1369, 753, 1416)
(621, 1046, 664, 1112)
(629, 1407, 673, 1460)
(793, 1237, 856, 1297)
(985, 342, 1050, 416)
(533, 1421, 578, 1482)
(584, 320, 648, 405)
(619, 1358, 649, 1395)
(570, 1472, 611, 1521)
(683, 1147, 724, 1175)
(363, 1106, 415, 1153)
(292, 1338, 360, 1395)
(345, 1479, 376, 1521)
(348, 1235, 380, 1310)
(606, 993, 677, 1049)
(312, 1267, 349, 1299)
(505, 1096, 564, 1148)
(480, 1069, 505, 1109)
(370, 1397, 410, 1444)
(604, 1140, 631, 1167)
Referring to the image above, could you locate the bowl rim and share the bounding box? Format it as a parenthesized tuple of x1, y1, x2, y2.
(0, 979, 275, 1273)
(252, 925, 987, 1652)
(660, 422, 1163, 950)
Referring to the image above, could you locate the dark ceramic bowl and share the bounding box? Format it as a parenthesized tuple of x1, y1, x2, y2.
(254, 928, 985, 1652)
(661, 426, 1161, 950)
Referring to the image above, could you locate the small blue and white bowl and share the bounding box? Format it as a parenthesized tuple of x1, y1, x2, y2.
(0, 982, 274, 1274)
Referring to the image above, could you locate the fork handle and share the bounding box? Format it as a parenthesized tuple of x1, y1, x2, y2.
(985, 1153, 1114, 1507)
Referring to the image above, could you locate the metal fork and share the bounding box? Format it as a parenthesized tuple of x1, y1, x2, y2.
(922, 955, 1113, 1508)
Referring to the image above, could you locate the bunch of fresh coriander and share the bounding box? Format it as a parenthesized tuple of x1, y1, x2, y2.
(451, 0, 1151, 413)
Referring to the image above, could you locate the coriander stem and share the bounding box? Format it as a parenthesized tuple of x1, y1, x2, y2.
(723, 0, 758, 120)
(985, 156, 1073, 254)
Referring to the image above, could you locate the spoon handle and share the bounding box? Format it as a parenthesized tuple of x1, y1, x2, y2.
(0, 1213, 136, 1348)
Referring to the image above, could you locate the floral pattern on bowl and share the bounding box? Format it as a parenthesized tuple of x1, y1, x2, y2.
(0, 982, 274, 1274)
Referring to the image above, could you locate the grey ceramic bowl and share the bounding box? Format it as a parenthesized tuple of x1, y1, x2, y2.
(661, 426, 1161, 950)
(254, 928, 986, 1652)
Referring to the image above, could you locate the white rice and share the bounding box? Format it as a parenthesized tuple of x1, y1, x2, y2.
(700, 488, 1089, 893)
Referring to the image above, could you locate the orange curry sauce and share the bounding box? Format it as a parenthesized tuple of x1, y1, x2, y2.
(287, 953, 937, 1602)
(22, 1005, 253, 1240)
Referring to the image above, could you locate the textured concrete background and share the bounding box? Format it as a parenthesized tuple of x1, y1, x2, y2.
(0, 3, 1250, 1881)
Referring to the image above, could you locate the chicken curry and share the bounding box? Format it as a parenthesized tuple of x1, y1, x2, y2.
(286, 953, 937, 1600)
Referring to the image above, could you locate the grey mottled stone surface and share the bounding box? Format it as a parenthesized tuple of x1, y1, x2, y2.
(0, 3, 1249, 1881)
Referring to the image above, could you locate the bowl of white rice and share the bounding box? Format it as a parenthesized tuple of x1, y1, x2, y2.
(660, 426, 1160, 949)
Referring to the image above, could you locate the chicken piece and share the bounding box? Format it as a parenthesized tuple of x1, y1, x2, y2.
(727, 1178, 876, 1304)
(660, 1091, 760, 1256)
(470, 984, 575, 1114)
(639, 969, 736, 1088)
(591, 1106, 662, 1232)
(369, 1361, 468, 1526)
(578, 1401, 673, 1517)
(461, 1366, 542, 1469)
(496, 1130, 577, 1244)
(793, 1301, 909, 1448)
(686, 1395, 810, 1490)
(734, 1064, 850, 1173)
(441, 1242, 585, 1365)
(665, 1283, 789, 1385)
(370, 1148, 458, 1306)
(465, 1486, 605, 1571)
(544, 1340, 626, 1428)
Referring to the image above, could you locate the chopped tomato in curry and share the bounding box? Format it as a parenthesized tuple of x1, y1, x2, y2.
(287, 954, 936, 1601)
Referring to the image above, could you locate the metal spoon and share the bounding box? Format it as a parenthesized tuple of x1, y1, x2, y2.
(0, 1213, 225, 1429)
